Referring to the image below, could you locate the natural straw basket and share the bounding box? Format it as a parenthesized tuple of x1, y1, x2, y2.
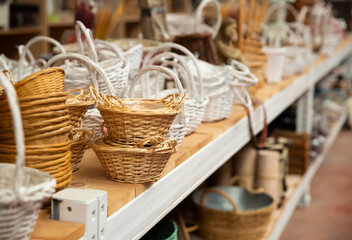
(14, 67, 65, 97)
(0, 72, 56, 240)
(92, 66, 187, 141)
(192, 176, 274, 240)
(66, 86, 95, 129)
(91, 136, 177, 183)
(69, 128, 93, 171)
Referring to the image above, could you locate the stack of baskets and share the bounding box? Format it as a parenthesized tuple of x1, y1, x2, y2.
(0, 67, 73, 190)
(0, 71, 56, 239)
(90, 66, 186, 183)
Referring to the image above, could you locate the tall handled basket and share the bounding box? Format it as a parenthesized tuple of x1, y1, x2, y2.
(0, 72, 56, 240)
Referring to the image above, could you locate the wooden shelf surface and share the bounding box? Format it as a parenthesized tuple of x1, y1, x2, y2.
(0, 26, 42, 36)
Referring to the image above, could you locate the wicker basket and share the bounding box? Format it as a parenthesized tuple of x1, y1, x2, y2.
(0, 73, 56, 240)
(167, 0, 221, 39)
(93, 66, 187, 141)
(192, 176, 274, 240)
(66, 87, 95, 129)
(69, 129, 93, 171)
(91, 136, 177, 183)
(272, 130, 310, 175)
(143, 42, 208, 135)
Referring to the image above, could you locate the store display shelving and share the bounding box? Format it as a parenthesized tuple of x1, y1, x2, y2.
(29, 38, 351, 240)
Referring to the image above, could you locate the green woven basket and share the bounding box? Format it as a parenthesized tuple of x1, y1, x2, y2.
(141, 218, 178, 240)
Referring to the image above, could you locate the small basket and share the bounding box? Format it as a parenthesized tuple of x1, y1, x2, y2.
(272, 130, 310, 175)
(91, 136, 177, 183)
(69, 129, 93, 171)
(93, 66, 187, 141)
(192, 176, 274, 240)
(143, 42, 209, 135)
(0, 72, 56, 239)
(14, 67, 65, 97)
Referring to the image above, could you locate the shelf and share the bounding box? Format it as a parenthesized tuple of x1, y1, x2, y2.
(265, 109, 348, 240)
(49, 21, 74, 28)
(32, 37, 352, 240)
(0, 26, 42, 36)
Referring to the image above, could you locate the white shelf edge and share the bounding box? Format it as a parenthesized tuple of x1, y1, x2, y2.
(104, 41, 352, 240)
(267, 110, 347, 240)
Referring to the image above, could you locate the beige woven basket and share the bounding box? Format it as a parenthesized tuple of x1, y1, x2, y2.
(91, 136, 177, 183)
(92, 66, 187, 141)
(69, 129, 93, 171)
(0, 72, 56, 239)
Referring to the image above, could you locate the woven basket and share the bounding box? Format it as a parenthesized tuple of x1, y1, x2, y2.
(14, 67, 65, 97)
(143, 42, 209, 135)
(69, 129, 93, 171)
(91, 136, 177, 183)
(75, 21, 129, 97)
(272, 130, 310, 175)
(66, 87, 95, 129)
(0, 73, 56, 240)
(16, 36, 67, 80)
(93, 66, 187, 141)
(167, 0, 222, 39)
(192, 176, 274, 240)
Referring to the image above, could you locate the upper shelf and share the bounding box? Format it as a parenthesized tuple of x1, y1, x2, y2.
(0, 26, 42, 36)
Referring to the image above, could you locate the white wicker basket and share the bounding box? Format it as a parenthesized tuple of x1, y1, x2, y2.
(0, 72, 56, 240)
(74, 21, 129, 96)
(167, 0, 221, 39)
(143, 43, 208, 135)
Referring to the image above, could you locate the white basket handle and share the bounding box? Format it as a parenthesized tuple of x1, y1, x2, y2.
(94, 39, 126, 61)
(128, 66, 184, 98)
(143, 42, 204, 101)
(0, 72, 25, 201)
(75, 21, 99, 63)
(0, 55, 10, 71)
(18, 36, 67, 79)
(45, 53, 116, 95)
(195, 0, 222, 39)
(233, 86, 253, 111)
(288, 22, 312, 59)
(144, 52, 193, 98)
(265, 2, 298, 23)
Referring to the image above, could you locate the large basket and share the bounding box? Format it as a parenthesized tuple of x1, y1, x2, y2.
(143, 42, 209, 135)
(192, 177, 274, 240)
(0, 72, 56, 239)
(272, 130, 310, 175)
(93, 66, 187, 141)
(91, 136, 177, 183)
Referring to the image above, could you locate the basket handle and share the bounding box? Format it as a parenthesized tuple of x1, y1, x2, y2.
(233, 87, 253, 111)
(0, 55, 10, 72)
(0, 72, 26, 201)
(195, 0, 222, 39)
(142, 42, 204, 101)
(200, 188, 238, 213)
(265, 2, 298, 23)
(18, 36, 67, 79)
(94, 39, 126, 61)
(45, 53, 116, 95)
(128, 66, 184, 98)
(144, 52, 191, 98)
(229, 175, 266, 194)
(75, 21, 99, 63)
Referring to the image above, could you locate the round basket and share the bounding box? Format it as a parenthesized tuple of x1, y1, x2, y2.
(91, 136, 177, 183)
(69, 129, 93, 171)
(192, 176, 274, 240)
(141, 218, 178, 240)
(143, 42, 209, 135)
(93, 66, 187, 141)
(0, 72, 56, 240)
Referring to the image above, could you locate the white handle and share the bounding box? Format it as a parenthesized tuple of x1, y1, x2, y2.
(0, 72, 25, 201)
(45, 53, 116, 95)
(195, 0, 222, 39)
(0, 55, 10, 71)
(144, 52, 193, 98)
(94, 39, 126, 61)
(75, 21, 99, 63)
(18, 36, 67, 79)
(265, 2, 298, 23)
(234, 87, 253, 111)
(143, 42, 204, 101)
(128, 66, 184, 98)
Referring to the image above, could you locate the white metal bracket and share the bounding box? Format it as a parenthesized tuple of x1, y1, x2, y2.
(52, 188, 108, 240)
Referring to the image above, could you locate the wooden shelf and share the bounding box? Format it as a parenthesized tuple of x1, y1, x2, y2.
(48, 21, 74, 28)
(0, 26, 42, 36)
